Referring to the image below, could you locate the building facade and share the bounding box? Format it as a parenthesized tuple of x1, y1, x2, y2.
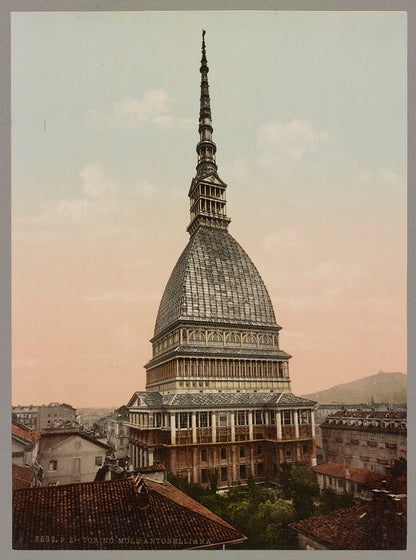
(38, 431, 112, 486)
(320, 410, 406, 475)
(13, 402, 77, 432)
(127, 31, 316, 486)
(312, 461, 385, 501)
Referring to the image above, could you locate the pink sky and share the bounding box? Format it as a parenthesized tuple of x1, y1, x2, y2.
(12, 13, 406, 408)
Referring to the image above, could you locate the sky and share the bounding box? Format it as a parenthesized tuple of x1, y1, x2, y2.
(11, 11, 407, 408)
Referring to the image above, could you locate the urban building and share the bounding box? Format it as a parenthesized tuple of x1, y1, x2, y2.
(314, 403, 407, 450)
(291, 487, 407, 550)
(12, 402, 77, 432)
(12, 406, 38, 431)
(12, 464, 37, 491)
(127, 32, 316, 486)
(312, 461, 385, 501)
(12, 420, 40, 468)
(13, 475, 247, 549)
(320, 410, 406, 475)
(37, 430, 113, 486)
(106, 409, 130, 459)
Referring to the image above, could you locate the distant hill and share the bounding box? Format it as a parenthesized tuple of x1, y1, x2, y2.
(301, 371, 407, 404)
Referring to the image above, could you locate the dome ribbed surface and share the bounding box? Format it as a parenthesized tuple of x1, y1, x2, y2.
(154, 226, 277, 336)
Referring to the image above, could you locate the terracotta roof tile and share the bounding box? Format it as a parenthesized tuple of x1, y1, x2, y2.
(312, 462, 385, 486)
(13, 477, 246, 550)
(12, 465, 35, 491)
(291, 494, 407, 549)
(370, 473, 407, 495)
(12, 420, 40, 445)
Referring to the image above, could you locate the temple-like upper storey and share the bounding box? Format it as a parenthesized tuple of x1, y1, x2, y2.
(187, 30, 230, 236)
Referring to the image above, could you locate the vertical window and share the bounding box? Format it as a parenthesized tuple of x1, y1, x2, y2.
(179, 412, 189, 429)
(221, 448, 227, 460)
(201, 469, 208, 483)
(257, 463, 264, 477)
(221, 466, 227, 481)
(239, 465, 246, 479)
(201, 449, 207, 462)
(239, 447, 245, 458)
(49, 460, 57, 471)
(257, 445, 263, 455)
(95, 456, 103, 467)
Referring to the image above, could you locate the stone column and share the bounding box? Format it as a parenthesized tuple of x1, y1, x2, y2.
(193, 447, 198, 482)
(231, 445, 237, 483)
(276, 411, 282, 440)
(192, 411, 197, 444)
(311, 409, 316, 438)
(294, 409, 299, 439)
(230, 411, 235, 442)
(148, 448, 154, 466)
(129, 443, 133, 468)
(265, 410, 269, 425)
(250, 446, 255, 478)
(212, 411, 217, 443)
(170, 413, 176, 445)
(248, 411, 253, 441)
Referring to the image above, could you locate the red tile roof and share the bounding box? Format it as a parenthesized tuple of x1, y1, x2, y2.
(291, 494, 407, 549)
(370, 473, 407, 495)
(12, 420, 40, 445)
(13, 476, 246, 550)
(39, 430, 112, 451)
(312, 462, 385, 486)
(136, 464, 166, 473)
(12, 464, 35, 491)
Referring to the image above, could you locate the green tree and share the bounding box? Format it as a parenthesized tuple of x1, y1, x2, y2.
(278, 464, 319, 519)
(316, 487, 355, 515)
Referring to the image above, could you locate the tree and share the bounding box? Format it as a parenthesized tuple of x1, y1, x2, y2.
(278, 464, 319, 519)
(316, 487, 355, 515)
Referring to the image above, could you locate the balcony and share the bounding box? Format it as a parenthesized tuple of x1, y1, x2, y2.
(367, 441, 377, 447)
(350, 438, 359, 445)
(385, 443, 397, 450)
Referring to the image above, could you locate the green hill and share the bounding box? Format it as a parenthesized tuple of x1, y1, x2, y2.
(301, 371, 407, 404)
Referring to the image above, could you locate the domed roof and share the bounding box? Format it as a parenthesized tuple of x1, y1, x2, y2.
(154, 226, 277, 336)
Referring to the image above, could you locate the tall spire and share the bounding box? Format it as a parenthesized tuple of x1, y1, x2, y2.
(196, 29, 217, 176)
(187, 30, 231, 236)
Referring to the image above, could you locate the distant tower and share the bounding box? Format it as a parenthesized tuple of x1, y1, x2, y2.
(127, 31, 317, 485)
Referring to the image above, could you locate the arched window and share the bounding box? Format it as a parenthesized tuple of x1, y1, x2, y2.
(189, 330, 205, 343)
(259, 335, 273, 346)
(208, 331, 223, 344)
(243, 334, 257, 346)
(225, 332, 240, 345)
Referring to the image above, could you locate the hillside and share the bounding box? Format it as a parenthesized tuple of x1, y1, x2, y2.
(301, 371, 407, 404)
